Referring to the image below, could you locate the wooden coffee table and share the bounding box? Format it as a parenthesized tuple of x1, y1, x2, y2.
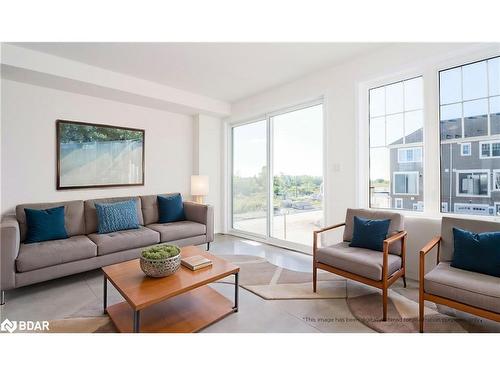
(102, 245, 239, 333)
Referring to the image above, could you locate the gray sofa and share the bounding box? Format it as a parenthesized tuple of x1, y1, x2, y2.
(0, 194, 214, 303)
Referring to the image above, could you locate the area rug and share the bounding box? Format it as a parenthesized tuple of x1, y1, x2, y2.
(42, 254, 500, 333)
(346, 286, 500, 333)
(217, 254, 346, 300)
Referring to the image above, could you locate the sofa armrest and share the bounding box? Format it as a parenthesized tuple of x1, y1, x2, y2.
(1, 216, 20, 290)
(184, 202, 214, 242)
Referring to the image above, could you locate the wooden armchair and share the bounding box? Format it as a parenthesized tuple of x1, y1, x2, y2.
(419, 217, 500, 333)
(313, 209, 407, 321)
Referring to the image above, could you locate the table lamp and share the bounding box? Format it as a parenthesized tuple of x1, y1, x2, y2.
(191, 175, 209, 203)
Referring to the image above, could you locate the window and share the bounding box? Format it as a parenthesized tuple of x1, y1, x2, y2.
(441, 202, 449, 212)
(456, 170, 490, 197)
(495, 202, 500, 216)
(398, 147, 422, 163)
(394, 198, 403, 209)
(439, 56, 500, 216)
(369, 77, 423, 211)
(493, 170, 500, 191)
(454, 203, 493, 216)
(393, 171, 419, 195)
(460, 143, 471, 156)
(479, 140, 500, 158)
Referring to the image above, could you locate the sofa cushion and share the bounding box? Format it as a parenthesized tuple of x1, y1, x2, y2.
(24, 206, 68, 244)
(140, 193, 179, 225)
(424, 262, 500, 313)
(451, 228, 500, 277)
(147, 221, 206, 243)
(440, 216, 500, 262)
(343, 209, 404, 255)
(88, 226, 159, 255)
(16, 200, 85, 242)
(350, 216, 391, 251)
(84, 196, 143, 234)
(16, 235, 97, 272)
(95, 200, 140, 234)
(158, 194, 185, 223)
(316, 242, 402, 281)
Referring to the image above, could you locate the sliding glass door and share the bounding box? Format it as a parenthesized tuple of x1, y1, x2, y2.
(231, 102, 324, 249)
(271, 104, 324, 245)
(232, 120, 267, 236)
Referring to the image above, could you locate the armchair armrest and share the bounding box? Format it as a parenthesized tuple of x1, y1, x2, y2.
(313, 222, 345, 236)
(183, 202, 214, 242)
(419, 236, 441, 286)
(384, 230, 407, 245)
(312, 223, 345, 256)
(1, 216, 20, 290)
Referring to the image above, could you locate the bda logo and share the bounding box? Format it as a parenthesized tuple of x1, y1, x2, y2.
(1, 318, 17, 333)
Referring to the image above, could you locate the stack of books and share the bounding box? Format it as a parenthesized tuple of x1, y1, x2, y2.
(181, 255, 213, 271)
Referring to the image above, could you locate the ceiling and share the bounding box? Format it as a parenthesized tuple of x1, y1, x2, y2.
(13, 43, 390, 102)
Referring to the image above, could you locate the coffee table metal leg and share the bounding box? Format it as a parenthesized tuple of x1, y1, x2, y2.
(103, 275, 107, 313)
(133, 310, 141, 333)
(233, 272, 239, 312)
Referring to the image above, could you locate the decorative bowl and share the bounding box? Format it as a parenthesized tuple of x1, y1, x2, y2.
(140, 246, 181, 278)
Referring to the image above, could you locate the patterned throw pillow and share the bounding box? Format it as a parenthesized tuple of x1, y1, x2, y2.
(95, 200, 139, 234)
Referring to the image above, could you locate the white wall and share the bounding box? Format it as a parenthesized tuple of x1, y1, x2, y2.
(228, 43, 500, 278)
(1, 79, 194, 215)
(193, 114, 223, 233)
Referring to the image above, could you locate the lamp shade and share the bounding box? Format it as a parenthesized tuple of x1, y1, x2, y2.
(191, 175, 209, 196)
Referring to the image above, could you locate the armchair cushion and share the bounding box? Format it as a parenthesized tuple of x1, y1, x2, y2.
(424, 262, 500, 313)
(316, 242, 402, 281)
(349, 216, 390, 251)
(451, 228, 500, 277)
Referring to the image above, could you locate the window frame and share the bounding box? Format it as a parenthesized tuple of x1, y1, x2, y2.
(460, 142, 471, 156)
(397, 146, 423, 163)
(393, 171, 420, 196)
(479, 140, 500, 159)
(368, 76, 424, 211)
(493, 169, 500, 191)
(495, 202, 500, 216)
(394, 197, 403, 209)
(455, 169, 491, 198)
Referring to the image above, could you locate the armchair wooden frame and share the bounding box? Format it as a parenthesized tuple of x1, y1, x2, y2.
(313, 223, 407, 321)
(419, 236, 500, 333)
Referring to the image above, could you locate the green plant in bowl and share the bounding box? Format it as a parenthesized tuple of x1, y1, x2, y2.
(140, 244, 182, 278)
(141, 244, 180, 260)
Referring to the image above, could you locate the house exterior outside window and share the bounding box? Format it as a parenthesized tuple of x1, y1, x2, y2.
(439, 56, 500, 216)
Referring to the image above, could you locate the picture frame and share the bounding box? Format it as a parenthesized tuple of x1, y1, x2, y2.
(56, 119, 145, 189)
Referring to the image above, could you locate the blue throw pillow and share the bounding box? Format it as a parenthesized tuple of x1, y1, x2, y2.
(349, 216, 391, 251)
(158, 194, 185, 223)
(451, 227, 500, 277)
(95, 200, 139, 234)
(24, 206, 68, 244)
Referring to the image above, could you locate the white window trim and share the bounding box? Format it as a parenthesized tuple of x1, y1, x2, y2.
(479, 140, 500, 159)
(460, 142, 471, 156)
(493, 169, 500, 191)
(394, 198, 403, 209)
(393, 171, 420, 196)
(397, 146, 423, 163)
(455, 169, 491, 198)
